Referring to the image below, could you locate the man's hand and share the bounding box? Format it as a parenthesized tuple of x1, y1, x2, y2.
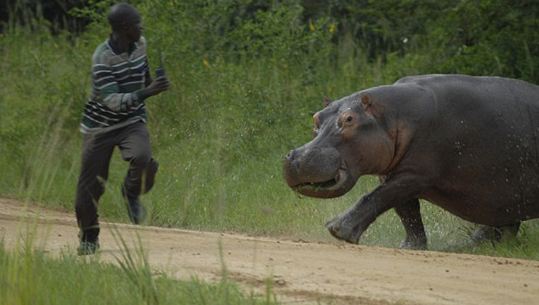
(136, 76, 170, 101)
(147, 76, 170, 95)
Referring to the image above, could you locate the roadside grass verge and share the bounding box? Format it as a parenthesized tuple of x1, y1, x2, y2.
(0, 229, 279, 305)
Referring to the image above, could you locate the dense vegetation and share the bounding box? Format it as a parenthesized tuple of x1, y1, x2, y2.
(1, 0, 538, 258)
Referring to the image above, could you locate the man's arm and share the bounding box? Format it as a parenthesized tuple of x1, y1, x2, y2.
(93, 64, 139, 112)
(92, 62, 167, 112)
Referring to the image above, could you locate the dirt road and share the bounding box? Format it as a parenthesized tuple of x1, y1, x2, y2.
(1, 198, 538, 305)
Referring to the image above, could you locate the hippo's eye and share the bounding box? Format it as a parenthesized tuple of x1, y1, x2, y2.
(340, 113, 355, 127)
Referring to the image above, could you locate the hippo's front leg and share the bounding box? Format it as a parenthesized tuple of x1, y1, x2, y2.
(325, 193, 389, 244)
(326, 176, 426, 244)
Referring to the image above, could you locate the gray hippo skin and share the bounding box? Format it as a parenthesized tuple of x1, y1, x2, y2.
(283, 74, 539, 249)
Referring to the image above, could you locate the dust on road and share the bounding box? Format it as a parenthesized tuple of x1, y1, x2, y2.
(1, 198, 538, 305)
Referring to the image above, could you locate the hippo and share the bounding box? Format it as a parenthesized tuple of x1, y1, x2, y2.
(283, 74, 539, 249)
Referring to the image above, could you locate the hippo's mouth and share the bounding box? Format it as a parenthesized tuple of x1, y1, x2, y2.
(293, 165, 350, 194)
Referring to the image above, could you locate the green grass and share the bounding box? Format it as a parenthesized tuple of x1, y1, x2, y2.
(0, 230, 279, 305)
(1, 1, 539, 262)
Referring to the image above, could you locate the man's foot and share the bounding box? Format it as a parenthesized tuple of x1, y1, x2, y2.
(78, 240, 100, 255)
(78, 227, 100, 255)
(122, 187, 146, 224)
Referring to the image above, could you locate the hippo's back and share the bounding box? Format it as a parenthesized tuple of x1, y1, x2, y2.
(397, 74, 539, 108)
(396, 74, 539, 138)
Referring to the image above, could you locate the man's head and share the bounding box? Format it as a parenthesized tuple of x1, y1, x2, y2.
(108, 3, 142, 43)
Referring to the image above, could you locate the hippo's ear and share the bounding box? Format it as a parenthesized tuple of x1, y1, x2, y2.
(323, 96, 332, 108)
(360, 94, 381, 118)
(360, 94, 372, 108)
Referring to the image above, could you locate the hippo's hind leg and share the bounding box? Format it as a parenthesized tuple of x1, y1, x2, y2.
(395, 199, 427, 250)
(471, 222, 521, 244)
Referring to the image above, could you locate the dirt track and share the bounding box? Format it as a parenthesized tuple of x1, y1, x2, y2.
(1, 198, 538, 305)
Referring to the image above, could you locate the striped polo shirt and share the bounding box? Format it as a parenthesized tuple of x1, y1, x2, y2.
(80, 36, 149, 134)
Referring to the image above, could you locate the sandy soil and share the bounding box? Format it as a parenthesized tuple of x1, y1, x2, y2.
(1, 198, 538, 305)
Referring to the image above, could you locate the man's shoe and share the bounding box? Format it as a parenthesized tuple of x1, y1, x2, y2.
(122, 187, 146, 224)
(78, 240, 99, 256)
(78, 227, 100, 255)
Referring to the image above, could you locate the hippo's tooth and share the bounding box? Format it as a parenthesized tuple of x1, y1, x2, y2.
(327, 169, 348, 191)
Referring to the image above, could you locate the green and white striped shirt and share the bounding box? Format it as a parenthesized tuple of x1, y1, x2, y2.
(80, 36, 149, 134)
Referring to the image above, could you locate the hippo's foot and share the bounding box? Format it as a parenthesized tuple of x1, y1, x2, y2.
(399, 237, 427, 250)
(325, 214, 363, 244)
(470, 223, 520, 244)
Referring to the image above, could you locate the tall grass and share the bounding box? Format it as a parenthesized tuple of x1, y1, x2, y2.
(1, 0, 538, 260)
(0, 228, 279, 305)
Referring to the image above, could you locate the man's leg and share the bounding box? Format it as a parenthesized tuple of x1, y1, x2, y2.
(118, 122, 158, 224)
(75, 132, 115, 254)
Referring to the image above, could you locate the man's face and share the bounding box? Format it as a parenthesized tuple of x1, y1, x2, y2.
(122, 14, 142, 43)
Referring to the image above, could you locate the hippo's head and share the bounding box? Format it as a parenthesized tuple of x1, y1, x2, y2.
(283, 92, 398, 198)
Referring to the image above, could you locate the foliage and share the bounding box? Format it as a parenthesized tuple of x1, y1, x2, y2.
(424, 0, 538, 80)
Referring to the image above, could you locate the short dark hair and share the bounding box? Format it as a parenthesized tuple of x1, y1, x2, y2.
(107, 3, 139, 31)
